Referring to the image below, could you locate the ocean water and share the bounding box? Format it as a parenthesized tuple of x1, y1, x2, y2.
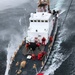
(0, 0, 37, 75)
(0, 0, 75, 75)
(54, 0, 75, 75)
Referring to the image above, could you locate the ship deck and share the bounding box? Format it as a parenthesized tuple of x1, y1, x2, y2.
(9, 42, 50, 75)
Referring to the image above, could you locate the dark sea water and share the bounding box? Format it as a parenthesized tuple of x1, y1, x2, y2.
(0, 0, 75, 75)
(54, 0, 75, 75)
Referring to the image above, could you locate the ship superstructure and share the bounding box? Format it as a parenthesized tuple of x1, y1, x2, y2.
(26, 0, 54, 45)
(26, 12, 53, 44)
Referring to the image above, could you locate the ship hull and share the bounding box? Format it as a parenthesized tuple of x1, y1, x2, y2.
(9, 14, 58, 75)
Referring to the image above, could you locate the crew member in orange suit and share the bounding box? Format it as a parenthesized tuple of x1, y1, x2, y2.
(42, 37, 46, 45)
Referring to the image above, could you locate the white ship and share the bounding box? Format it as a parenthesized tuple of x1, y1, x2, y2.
(9, 0, 59, 75)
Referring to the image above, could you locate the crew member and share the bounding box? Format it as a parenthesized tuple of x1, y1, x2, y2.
(49, 36, 53, 43)
(42, 37, 46, 45)
(38, 51, 46, 60)
(25, 43, 30, 50)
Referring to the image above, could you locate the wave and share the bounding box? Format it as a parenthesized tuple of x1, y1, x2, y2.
(44, 26, 73, 75)
(0, 0, 30, 11)
(54, 0, 65, 10)
(4, 17, 27, 75)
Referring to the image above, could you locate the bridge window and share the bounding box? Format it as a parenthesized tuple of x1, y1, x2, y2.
(34, 20, 37, 22)
(45, 20, 48, 22)
(38, 20, 40, 22)
(41, 20, 44, 22)
(30, 20, 48, 22)
(31, 20, 33, 22)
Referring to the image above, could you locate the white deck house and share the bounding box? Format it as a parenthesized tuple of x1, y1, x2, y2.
(26, 12, 53, 44)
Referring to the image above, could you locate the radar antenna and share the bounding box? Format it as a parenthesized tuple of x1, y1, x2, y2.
(38, 0, 50, 12)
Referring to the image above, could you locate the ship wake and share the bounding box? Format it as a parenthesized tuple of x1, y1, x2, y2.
(44, 27, 73, 75)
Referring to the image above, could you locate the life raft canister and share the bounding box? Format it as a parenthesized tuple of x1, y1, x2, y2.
(38, 51, 46, 60)
(31, 54, 36, 60)
(37, 72, 44, 75)
(42, 37, 46, 45)
(38, 53, 43, 60)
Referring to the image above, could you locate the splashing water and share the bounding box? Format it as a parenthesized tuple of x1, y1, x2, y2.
(44, 27, 73, 75)
(54, 0, 65, 10)
(19, 17, 22, 26)
(43, 16, 75, 75)
(5, 17, 27, 75)
(44, 52, 72, 75)
(44, 53, 64, 75)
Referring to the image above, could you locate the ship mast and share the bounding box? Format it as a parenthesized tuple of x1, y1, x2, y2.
(38, 0, 50, 12)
